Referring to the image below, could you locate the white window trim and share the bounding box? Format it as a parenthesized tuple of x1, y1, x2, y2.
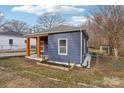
(58, 38, 68, 55)
(40, 41, 44, 52)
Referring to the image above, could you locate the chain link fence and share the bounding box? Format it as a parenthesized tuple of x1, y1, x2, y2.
(0, 45, 36, 50)
(90, 53, 124, 71)
(0, 44, 26, 50)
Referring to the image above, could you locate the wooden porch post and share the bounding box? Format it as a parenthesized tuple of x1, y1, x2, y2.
(26, 37, 30, 56)
(36, 38, 37, 53)
(37, 36, 40, 58)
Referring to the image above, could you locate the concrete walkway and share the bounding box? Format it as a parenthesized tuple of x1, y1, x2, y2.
(0, 52, 26, 58)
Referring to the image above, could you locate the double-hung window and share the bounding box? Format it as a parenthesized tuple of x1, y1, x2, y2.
(40, 41, 44, 52)
(58, 38, 68, 55)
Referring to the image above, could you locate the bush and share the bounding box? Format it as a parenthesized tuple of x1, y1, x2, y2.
(41, 56, 48, 63)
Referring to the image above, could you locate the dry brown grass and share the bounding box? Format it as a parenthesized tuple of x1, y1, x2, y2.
(0, 57, 124, 88)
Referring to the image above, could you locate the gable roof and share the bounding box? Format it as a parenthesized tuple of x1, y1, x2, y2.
(0, 31, 23, 37)
(26, 25, 89, 39)
(47, 25, 83, 32)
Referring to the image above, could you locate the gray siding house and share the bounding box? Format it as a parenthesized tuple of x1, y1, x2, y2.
(0, 31, 36, 50)
(26, 25, 89, 66)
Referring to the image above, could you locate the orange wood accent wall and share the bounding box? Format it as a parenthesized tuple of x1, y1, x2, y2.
(26, 37, 30, 56)
(37, 36, 41, 58)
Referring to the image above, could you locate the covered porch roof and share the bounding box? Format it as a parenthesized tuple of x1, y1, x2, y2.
(25, 33, 48, 38)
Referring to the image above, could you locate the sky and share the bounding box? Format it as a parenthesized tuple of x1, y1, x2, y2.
(0, 5, 96, 26)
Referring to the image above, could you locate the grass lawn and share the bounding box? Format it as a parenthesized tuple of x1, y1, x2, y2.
(0, 57, 124, 88)
(89, 48, 105, 55)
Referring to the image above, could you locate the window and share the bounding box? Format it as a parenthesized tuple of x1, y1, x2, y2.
(58, 38, 68, 55)
(40, 41, 44, 52)
(9, 39, 13, 46)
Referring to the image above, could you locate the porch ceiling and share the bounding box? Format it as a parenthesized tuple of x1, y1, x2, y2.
(25, 33, 48, 38)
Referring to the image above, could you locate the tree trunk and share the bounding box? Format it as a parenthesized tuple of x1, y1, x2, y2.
(113, 47, 119, 61)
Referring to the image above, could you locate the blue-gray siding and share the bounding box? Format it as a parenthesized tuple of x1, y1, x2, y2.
(48, 31, 85, 64)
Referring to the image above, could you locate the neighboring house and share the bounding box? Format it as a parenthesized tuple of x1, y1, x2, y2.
(0, 31, 36, 50)
(25, 25, 89, 66)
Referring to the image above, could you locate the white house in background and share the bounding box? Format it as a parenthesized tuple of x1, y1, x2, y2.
(0, 31, 36, 50)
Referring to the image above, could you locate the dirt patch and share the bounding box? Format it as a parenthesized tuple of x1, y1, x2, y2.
(0, 66, 5, 70)
(7, 76, 35, 88)
(103, 77, 124, 87)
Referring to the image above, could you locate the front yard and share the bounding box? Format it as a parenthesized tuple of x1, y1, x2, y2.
(0, 57, 124, 87)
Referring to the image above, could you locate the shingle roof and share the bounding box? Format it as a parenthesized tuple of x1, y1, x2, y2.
(0, 31, 23, 37)
(26, 25, 89, 39)
(47, 25, 83, 32)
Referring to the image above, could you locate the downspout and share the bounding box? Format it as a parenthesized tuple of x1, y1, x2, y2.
(84, 37, 86, 54)
(80, 30, 83, 65)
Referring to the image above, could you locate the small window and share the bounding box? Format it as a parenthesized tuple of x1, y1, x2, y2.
(9, 39, 13, 46)
(40, 41, 44, 52)
(58, 38, 68, 55)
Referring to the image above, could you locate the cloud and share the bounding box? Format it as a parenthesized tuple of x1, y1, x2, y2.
(0, 12, 4, 17)
(12, 5, 45, 15)
(12, 5, 84, 16)
(66, 16, 87, 26)
(71, 16, 87, 23)
(46, 6, 84, 14)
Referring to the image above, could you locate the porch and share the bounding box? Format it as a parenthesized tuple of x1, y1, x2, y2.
(25, 33, 48, 61)
(25, 54, 48, 61)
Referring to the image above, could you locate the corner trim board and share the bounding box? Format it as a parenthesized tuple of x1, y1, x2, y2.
(80, 30, 83, 64)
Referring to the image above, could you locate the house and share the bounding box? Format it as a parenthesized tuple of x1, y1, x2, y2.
(0, 31, 36, 50)
(25, 25, 89, 66)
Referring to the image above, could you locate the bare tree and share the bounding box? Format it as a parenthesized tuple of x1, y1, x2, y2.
(90, 5, 124, 60)
(0, 11, 6, 30)
(31, 25, 43, 33)
(86, 20, 107, 48)
(4, 19, 29, 33)
(37, 13, 65, 31)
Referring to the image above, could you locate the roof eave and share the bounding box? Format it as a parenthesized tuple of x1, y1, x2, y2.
(25, 29, 88, 38)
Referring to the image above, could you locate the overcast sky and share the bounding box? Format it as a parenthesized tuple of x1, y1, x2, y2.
(0, 5, 96, 26)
